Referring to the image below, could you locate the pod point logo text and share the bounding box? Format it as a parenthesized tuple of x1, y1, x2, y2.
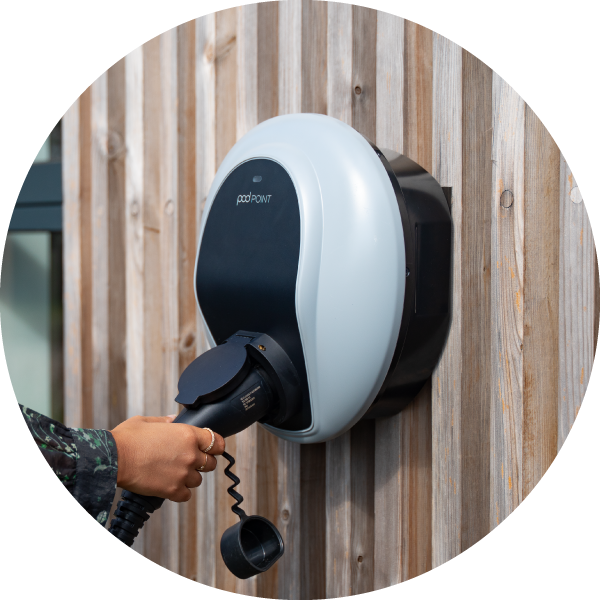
(236, 193, 272, 206)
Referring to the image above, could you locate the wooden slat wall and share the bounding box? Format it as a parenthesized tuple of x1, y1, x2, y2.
(431, 32, 462, 568)
(62, 2, 598, 598)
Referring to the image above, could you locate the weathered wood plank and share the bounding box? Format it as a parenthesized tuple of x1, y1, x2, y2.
(141, 35, 166, 565)
(375, 11, 403, 152)
(257, 1, 279, 125)
(300, 443, 327, 600)
(403, 20, 432, 172)
(79, 87, 94, 429)
(90, 72, 109, 431)
(257, 428, 280, 599)
(159, 27, 180, 574)
(237, 3, 258, 140)
(62, 98, 83, 429)
(213, 7, 239, 594)
(400, 381, 432, 580)
(278, 438, 301, 600)
(327, 1, 352, 125)
(177, 19, 198, 582)
(373, 11, 404, 591)
(277, 2, 302, 598)
(124, 45, 145, 553)
(301, 0, 327, 115)
(107, 58, 128, 430)
(490, 73, 525, 528)
(279, 0, 302, 116)
(431, 33, 462, 568)
(195, 12, 217, 588)
(558, 157, 595, 447)
(522, 106, 560, 497)
(373, 413, 400, 590)
(326, 432, 351, 598)
(352, 5, 377, 141)
(460, 49, 492, 552)
(350, 421, 375, 595)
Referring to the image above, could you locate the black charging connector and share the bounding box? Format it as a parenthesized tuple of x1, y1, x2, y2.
(108, 331, 299, 578)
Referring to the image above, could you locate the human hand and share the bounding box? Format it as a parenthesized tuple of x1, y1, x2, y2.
(110, 415, 225, 502)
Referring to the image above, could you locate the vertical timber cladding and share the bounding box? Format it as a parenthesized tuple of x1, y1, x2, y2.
(59, 1, 600, 598)
(431, 31, 462, 569)
(522, 107, 560, 498)
(177, 19, 198, 582)
(460, 50, 492, 553)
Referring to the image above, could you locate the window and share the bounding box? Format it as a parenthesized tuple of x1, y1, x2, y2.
(1, 122, 63, 421)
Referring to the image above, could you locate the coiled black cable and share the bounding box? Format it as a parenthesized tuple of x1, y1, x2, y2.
(109, 453, 243, 546)
(222, 451, 246, 519)
(109, 491, 164, 547)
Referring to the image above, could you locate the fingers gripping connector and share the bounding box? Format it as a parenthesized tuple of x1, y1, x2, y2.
(222, 451, 247, 520)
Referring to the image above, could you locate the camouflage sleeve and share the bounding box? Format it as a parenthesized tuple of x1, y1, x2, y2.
(20, 404, 118, 525)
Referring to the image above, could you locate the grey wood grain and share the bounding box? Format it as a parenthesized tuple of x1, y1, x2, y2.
(400, 382, 432, 580)
(558, 156, 595, 447)
(279, 0, 302, 116)
(301, 0, 327, 115)
(327, 0, 352, 125)
(460, 49, 492, 552)
(431, 32, 462, 568)
(351, 421, 375, 595)
(522, 106, 560, 498)
(326, 432, 351, 597)
(278, 438, 301, 600)
(375, 11, 403, 152)
(490, 73, 525, 528)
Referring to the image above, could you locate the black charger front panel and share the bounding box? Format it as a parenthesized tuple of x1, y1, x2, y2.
(196, 158, 310, 431)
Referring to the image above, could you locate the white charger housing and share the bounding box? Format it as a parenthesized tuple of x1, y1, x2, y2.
(194, 114, 451, 443)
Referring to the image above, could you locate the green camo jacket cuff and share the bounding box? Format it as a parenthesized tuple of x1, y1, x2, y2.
(20, 404, 118, 525)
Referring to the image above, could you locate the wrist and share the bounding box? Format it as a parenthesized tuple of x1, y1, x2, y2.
(111, 426, 133, 489)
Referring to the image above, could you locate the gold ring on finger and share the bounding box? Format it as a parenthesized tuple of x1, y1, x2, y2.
(199, 452, 209, 472)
